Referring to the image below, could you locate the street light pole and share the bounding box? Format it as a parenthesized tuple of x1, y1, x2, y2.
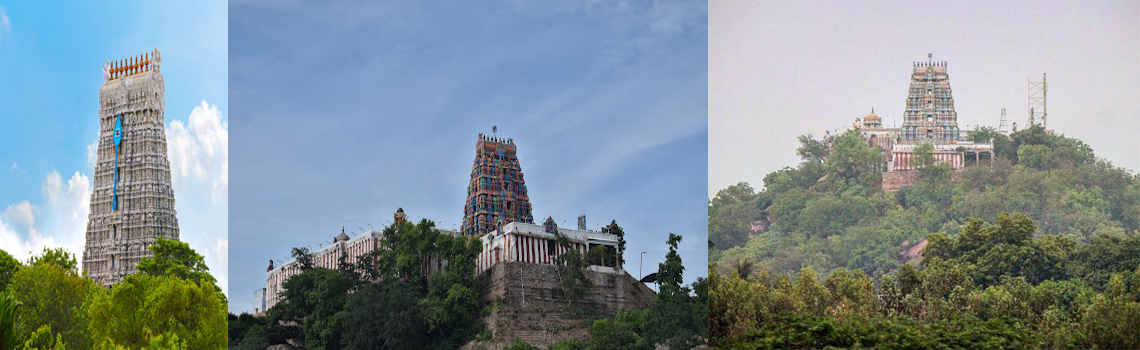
(640, 251, 647, 280)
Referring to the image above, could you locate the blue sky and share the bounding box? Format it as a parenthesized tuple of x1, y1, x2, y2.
(229, 0, 707, 314)
(0, 1, 229, 295)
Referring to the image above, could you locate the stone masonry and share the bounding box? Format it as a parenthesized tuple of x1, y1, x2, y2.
(83, 49, 180, 288)
(882, 169, 961, 193)
(473, 261, 656, 348)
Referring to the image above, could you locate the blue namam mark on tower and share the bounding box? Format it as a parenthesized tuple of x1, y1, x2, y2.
(113, 115, 122, 211)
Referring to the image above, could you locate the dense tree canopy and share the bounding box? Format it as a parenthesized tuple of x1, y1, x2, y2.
(710, 127, 1140, 348)
(712, 128, 1140, 279)
(238, 218, 484, 350)
(0, 251, 21, 293)
(710, 214, 1140, 348)
(8, 249, 96, 349)
(0, 242, 227, 350)
(136, 239, 217, 287)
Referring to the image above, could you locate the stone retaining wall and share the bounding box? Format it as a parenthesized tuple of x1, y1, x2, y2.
(472, 262, 656, 348)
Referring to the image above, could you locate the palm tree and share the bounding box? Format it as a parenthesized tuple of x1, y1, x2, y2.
(0, 295, 22, 350)
(731, 259, 756, 281)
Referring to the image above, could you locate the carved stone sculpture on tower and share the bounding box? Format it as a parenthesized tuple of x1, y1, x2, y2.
(83, 48, 180, 288)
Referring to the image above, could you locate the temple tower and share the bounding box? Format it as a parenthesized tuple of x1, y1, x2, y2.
(462, 134, 534, 237)
(83, 49, 180, 287)
(901, 54, 959, 143)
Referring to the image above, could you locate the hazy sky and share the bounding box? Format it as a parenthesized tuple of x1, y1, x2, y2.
(229, 0, 707, 314)
(0, 2, 229, 296)
(710, 1, 1140, 196)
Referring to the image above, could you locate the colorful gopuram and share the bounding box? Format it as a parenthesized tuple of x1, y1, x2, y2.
(462, 134, 534, 237)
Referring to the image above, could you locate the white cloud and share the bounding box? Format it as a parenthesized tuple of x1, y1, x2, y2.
(206, 238, 229, 294)
(87, 137, 99, 170)
(167, 100, 228, 203)
(166, 100, 229, 297)
(0, 5, 9, 41)
(0, 218, 54, 263)
(1, 170, 92, 267)
(0, 196, 64, 264)
(3, 201, 35, 227)
(8, 162, 23, 176)
(41, 170, 62, 204)
(32, 170, 91, 270)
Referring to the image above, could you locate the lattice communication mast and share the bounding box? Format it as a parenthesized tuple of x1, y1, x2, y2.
(1029, 73, 1047, 128)
(998, 108, 1008, 134)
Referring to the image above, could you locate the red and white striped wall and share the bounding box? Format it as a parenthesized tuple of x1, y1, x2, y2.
(477, 233, 589, 275)
(891, 151, 963, 171)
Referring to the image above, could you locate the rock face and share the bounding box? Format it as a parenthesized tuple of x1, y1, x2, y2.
(83, 49, 180, 288)
(474, 261, 656, 348)
(882, 170, 922, 193)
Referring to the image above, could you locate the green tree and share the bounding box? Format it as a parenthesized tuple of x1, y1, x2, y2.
(8, 249, 94, 349)
(1079, 274, 1140, 349)
(969, 126, 1012, 161)
(269, 268, 351, 350)
(911, 143, 953, 182)
(657, 233, 686, 302)
(26, 248, 76, 274)
(554, 229, 593, 301)
(22, 324, 65, 350)
(601, 220, 626, 267)
(0, 250, 20, 292)
(925, 213, 1070, 286)
(796, 134, 830, 165)
(587, 319, 650, 350)
(269, 218, 485, 349)
(0, 295, 22, 350)
(229, 324, 268, 350)
(914, 142, 936, 169)
(730, 259, 755, 281)
(86, 274, 227, 350)
(417, 233, 482, 343)
(824, 130, 883, 190)
(336, 281, 428, 349)
(137, 239, 217, 287)
(1070, 232, 1140, 289)
(708, 182, 765, 250)
(290, 247, 315, 271)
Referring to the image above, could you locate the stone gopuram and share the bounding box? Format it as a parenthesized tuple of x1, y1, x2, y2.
(83, 49, 180, 288)
(843, 55, 997, 192)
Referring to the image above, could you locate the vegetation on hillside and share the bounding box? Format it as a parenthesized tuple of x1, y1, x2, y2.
(708, 124, 1140, 348)
(711, 125, 1138, 278)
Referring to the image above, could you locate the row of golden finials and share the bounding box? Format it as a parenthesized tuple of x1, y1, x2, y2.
(108, 53, 152, 79)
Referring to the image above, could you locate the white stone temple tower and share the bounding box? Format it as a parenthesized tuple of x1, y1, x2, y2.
(83, 48, 180, 287)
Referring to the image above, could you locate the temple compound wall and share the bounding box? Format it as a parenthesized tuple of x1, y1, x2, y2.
(474, 261, 656, 348)
(477, 219, 619, 275)
(265, 211, 457, 310)
(84, 49, 180, 288)
(882, 170, 963, 193)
